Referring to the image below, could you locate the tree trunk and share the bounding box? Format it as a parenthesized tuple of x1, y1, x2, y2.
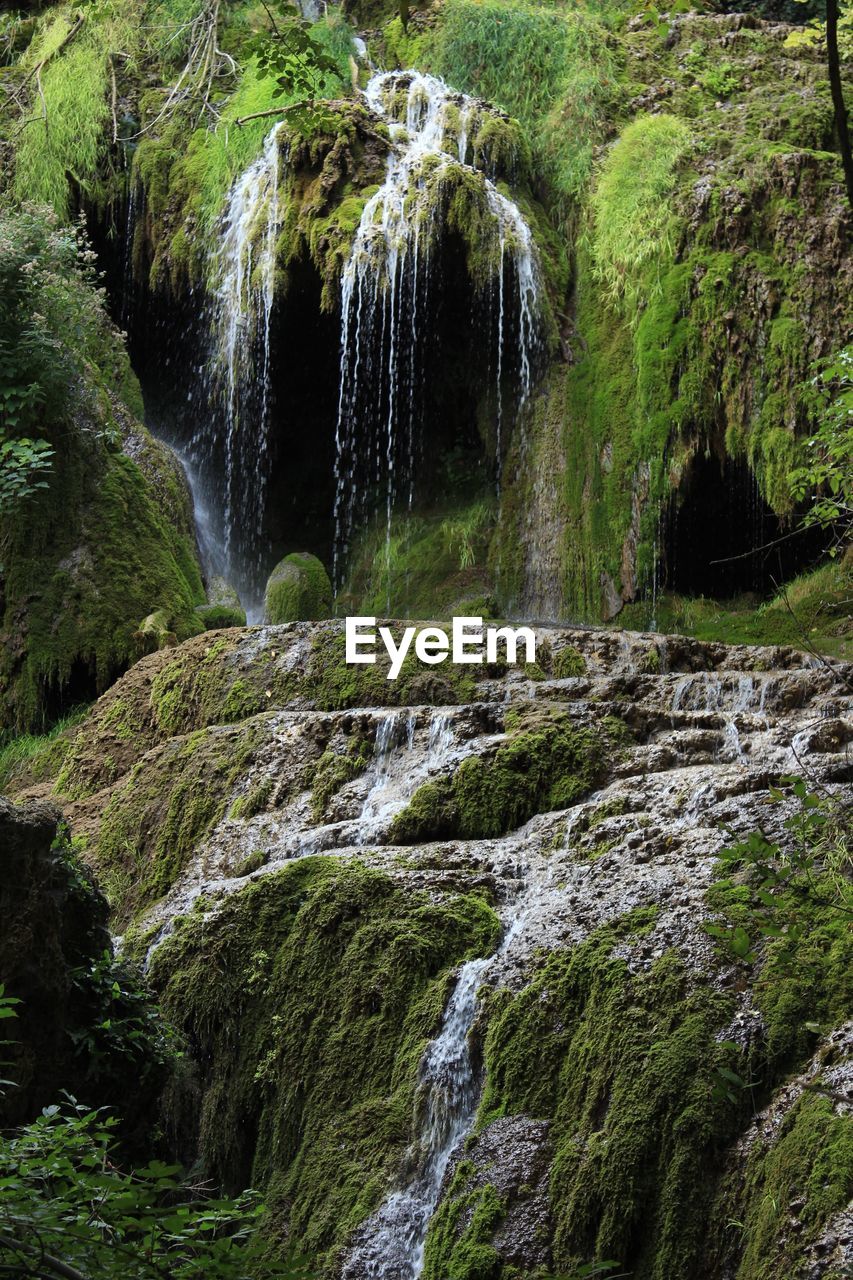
(826, 0, 853, 213)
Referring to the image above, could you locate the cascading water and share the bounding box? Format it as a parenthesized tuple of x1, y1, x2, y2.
(342, 956, 490, 1279)
(185, 123, 286, 618)
(342, 890, 531, 1280)
(332, 70, 543, 591)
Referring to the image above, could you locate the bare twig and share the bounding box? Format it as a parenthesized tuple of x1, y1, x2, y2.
(110, 56, 118, 144)
(708, 522, 817, 566)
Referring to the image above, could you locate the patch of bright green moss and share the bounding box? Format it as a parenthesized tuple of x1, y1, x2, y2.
(389, 709, 613, 843)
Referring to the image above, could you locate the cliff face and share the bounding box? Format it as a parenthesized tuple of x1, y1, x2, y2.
(0, 208, 205, 734)
(9, 619, 851, 1277)
(2, 2, 850, 704)
(488, 9, 852, 623)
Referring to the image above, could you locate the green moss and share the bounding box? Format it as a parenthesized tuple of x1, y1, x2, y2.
(471, 908, 746, 1279)
(426, 0, 620, 225)
(422, 1168, 505, 1280)
(553, 645, 586, 679)
(148, 859, 501, 1262)
(229, 776, 274, 821)
(132, 16, 353, 285)
(1, 429, 205, 734)
(147, 635, 288, 739)
(721, 1091, 853, 1280)
(234, 848, 269, 877)
(342, 503, 497, 622)
(195, 604, 247, 630)
(304, 627, 479, 713)
(264, 552, 332, 624)
(389, 709, 611, 844)
(95, 723, 260, 924)
(311, 737, 372, 822)
(588, 114, 693, 323)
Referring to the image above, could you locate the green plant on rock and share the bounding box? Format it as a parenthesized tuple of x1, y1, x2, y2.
(389, 709, 613, 844)
(588, 113, 693, 323)
(442, 907, 743, 1280)
(789, 344, 853, 551)
(311, 736, 372, 821)
(148, 858, 500, 1262)
(705, 778, 852, 1068)
(12, 3, 137, 217)
(248, 12, 345, 133)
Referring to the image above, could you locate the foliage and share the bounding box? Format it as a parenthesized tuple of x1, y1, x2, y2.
(0, 434, 54, 517)
(133, 11, 351, 265)
(0, 706, 89, 792)
(789, 345, 853, 548)
(12, 3, 136, 218)
(431, 0, 619, 215)
(785, 0, 853, 58)
(0, 1099, 304, 1280)
(342, 502, 496, 620)
(587, 113, 693, 322)
(67, 946, 178, 1083)
(0, 204, 132, 525)
(250, 13, 344, 133)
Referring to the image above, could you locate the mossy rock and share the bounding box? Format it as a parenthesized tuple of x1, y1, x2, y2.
(263, 553, 333, 624)
(206, 577, 243, 610)
(195, 604, 248, 630)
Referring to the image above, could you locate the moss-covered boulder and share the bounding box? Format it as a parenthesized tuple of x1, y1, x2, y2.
(263, 552, 333, 624)
(195, 604, 247, 630)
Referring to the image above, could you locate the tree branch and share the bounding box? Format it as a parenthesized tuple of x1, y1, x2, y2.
(826, 0, 853, 213)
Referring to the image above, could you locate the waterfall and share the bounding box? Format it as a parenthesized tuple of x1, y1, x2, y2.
(343, 899, 528, 1279)
(332, 70, 543, 590)
(342, 956, 490, 1280)
(186, 123, 286, 619)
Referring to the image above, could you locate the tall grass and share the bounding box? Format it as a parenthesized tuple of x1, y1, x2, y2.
(14, 4, 138, 217)
(434, 0, 619, 212)
(0, 706, 89, 793)
(588, 113, 693, 320)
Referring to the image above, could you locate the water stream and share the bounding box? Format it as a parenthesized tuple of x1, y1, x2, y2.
(332, 70, 543, 590)
(342, 852, 535, 1279)
(185, 122, 287, 619)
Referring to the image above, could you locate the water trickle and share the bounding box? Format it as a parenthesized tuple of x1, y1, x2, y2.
(332, 70, 543, 590)
(342, 889, 532, 1279)
(120, 182, 142, 334)
(186, 123, 286, 618)
(342, 955, 489, 1280)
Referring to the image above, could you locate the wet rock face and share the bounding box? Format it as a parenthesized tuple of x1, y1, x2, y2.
(15, 621, 852, 1273)
(442, 1117, 554, 1272)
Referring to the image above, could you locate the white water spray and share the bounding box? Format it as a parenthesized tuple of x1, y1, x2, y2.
(187, 123, 286, 618)
(332, 70, 542, 590)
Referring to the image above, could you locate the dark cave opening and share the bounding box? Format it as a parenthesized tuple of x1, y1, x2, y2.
(38, 659, 102, 729)
(662, 453, 830, 599)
